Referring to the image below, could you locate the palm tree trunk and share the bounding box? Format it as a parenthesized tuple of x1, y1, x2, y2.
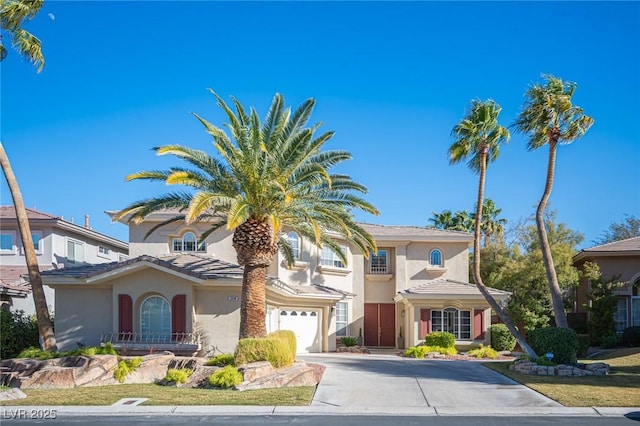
(0, 142, 57, 351)
(474, 149, 536, 357)
(536, 139, 569, 328)
(239, 264, 267, 339)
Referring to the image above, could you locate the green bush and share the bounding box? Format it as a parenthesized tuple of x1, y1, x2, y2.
(206, 353, 235, 367)
(164, 368, 193, 384)
(16, 347, 57, 360)
(403, 345, 457, 358)
(576, 334, 590, 358)
(234, 336, 294, 368)
(489, 324, 516, 352)
(114, 357, 142, 383)
(1, 309, 39, 359)
(268, 330, 297, 360)
(208, 365, 243, 388)
(622, 326, 640, 347)
(466, 344, 498, 359)
(599, 334, 618, 349)
(59, 343, 118, 358)
(340, 336, 358, 347)
(531, 355, 556, 366)
(528, 327, 578, 365)
(424, 332, 455, 348)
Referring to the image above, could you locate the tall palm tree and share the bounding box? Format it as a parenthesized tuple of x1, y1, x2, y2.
(449, 99, 535, 356)
(1, 0, 45, 72)
(113, 91, 379, 339)
(513, 74, 594, 329)
(428, 210, 455, 229)
(1, 0, 55, 351)
(476, 198, 507, 247)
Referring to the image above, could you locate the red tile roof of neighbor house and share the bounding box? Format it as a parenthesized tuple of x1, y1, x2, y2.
(0, 265, 55, 296)
(0, 205, 59, 220)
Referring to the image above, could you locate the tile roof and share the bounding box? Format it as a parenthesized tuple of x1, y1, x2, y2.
(358, 223, 473, 239)
(0, 206, 59, 220)
(41, 254, 244, 281)
(270, 280, 354, 298)
(580, 236, 640, 253)
(399, 278, 510, 297)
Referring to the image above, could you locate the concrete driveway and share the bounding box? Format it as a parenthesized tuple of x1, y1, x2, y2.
(299, 352, 561, 409)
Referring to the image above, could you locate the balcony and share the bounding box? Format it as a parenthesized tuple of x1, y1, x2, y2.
(365, 265, 393, 281)
(100, 331, 202, 356)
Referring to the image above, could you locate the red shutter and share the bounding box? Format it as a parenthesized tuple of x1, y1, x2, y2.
(419, 309, 431, 340)
(118, 294, 133, 341)
(474, 309, 485, 340)
(172, 294, 187, 340)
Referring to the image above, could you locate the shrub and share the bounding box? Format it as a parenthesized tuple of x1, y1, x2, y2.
(528, 327, 578, 365)
(206, 353, 235, 367)
(235, 336, 294, 368)
(340, 336, 358, 347)
(16, 347, 57, 360)
(164, 368, 193, 384)
(424, 332, 455, 348)
(114, 357, 143, 383)
(489, 324, 516, 352)
(403, 345, 457, 358)
(268, 330, 297, 360)
(599, 334, 618, 349)
(0, 309, 39, 359)
(622, 326, 640, 347)
(576, 334, 590, 358)
(59, 343, 118, 358)
(208, 365, 243, 388)
(466, 344, 498, 359)
(531, 355, 556, 366)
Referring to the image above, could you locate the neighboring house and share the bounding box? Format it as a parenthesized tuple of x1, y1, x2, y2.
(573, 236, 640, 335)
(0, 206, 129, 313)
(43, 211, 510, 354)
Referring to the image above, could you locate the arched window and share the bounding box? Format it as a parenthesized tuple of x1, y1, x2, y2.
(287, 232, 301, 260)
(430, 249, 443, 267)
(140, 296, 171, 341)
(431, 307, 470, 339)
(172, 232, 206, 252)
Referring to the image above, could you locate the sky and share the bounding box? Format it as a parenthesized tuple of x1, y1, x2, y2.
(1, 1, 639, 250)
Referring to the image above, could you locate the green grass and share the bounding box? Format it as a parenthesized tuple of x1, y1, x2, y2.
(0, 384, 316, 406)
(484, 347, 640, 407)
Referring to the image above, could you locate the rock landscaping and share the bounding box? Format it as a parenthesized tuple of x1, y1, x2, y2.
(509, 359, 610, 376)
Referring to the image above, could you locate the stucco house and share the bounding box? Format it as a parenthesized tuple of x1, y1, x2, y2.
(0, 206, 128, 313)
(42, 211, 510, 354)
(572, 236, 640, 335)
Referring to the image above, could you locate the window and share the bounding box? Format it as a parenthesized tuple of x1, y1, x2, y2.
(0, 231, 15, 253)
(430, 249, 443, 267)
(615, 298, 628, 335)
(31, 231, 42, 253)
(67, 239, 85, 263)
(369, 249, 388, 274)
(335, 302, 348, 336)
(172, 232, 206, 252)
(140, 296, 171, 341)
(633, 279, 640, 327)
(320, 245, 346, 268)
(286, 232, 301, 260)
(431, 307, 471, 340)
(98, 246, 110, 256)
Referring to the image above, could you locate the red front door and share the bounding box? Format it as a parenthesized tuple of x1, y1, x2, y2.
(364, 303, 396, 347)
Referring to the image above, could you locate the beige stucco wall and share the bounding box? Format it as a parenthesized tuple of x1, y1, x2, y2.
(194, 287, 242, 354)
(405, 241, 469, 284)
(54, 287, 113, 351)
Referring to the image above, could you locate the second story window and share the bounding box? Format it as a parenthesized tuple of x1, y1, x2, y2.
(30, 231, 43, 254)
(321, 245, 346, 268)
(286, 232, 301, 260)
(173, 232, 206, 252)
(430, 248, 443, 267)
(98, 246, 111, 257)
(0, 231, 15, 253)
(67, 239, 85, 263)
(369, 249, 388, 274)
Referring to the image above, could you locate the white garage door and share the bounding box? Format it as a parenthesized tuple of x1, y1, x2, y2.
(279, 309, 320, 353)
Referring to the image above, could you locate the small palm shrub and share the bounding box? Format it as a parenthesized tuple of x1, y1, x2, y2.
(206, 353, 235, 367)
(489, 324, 516, 351)
(208, 365, 243, 388)
(622, 326, 640, 347)
(235, 336, 294, 368)
(424, 332, 455, 348)
(466, 344, 498, 359)
(164, 368, 193, 384)
(114, 357, 143, 383)
(528, 327, 578, 365)
(340, 336, 358, 347)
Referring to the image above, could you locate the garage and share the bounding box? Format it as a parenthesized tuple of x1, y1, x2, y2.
(278, 309, 320, 353)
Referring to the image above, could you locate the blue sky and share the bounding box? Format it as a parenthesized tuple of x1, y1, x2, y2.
(1, 1, 639, 249)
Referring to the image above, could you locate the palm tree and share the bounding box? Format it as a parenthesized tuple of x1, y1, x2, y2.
(449, 99, 535, 357)
(113, 91, 379, 339)
(513, 74, 594, 329)
(1, 0, 45, 72)
(476, 198, 507, 247)
(428, 210, 455, 229)
(0, 1, 55, 351)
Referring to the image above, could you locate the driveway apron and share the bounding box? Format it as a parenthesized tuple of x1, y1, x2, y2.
(299, 353, 561, 408)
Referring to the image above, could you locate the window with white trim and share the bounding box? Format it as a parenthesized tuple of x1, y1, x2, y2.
(140, 295, 171, 341)
(0, 231, 15, 253)
(286, 232, 301, 260)
(335, 302, 348, 336)
(172, 232, 206, 252)
(31, 231, 42, 254)
(615, 298, 628, 335)
(431, 307, 471, 339)
(321, 245, 346, 268)
(429, 249, 443, 267)
(369, 249, 388, 274)
(98, 246, 110, 256)
(67, 239, 85, 263)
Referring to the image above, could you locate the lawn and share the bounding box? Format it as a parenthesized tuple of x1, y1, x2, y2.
(0, 384, 316, 406)
(484, 347, 640, 407)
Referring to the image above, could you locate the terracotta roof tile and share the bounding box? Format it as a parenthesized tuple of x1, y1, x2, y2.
(400, 278, 510, 297)
(0, 206, 59, 220)
(581, 236, 640, 253)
